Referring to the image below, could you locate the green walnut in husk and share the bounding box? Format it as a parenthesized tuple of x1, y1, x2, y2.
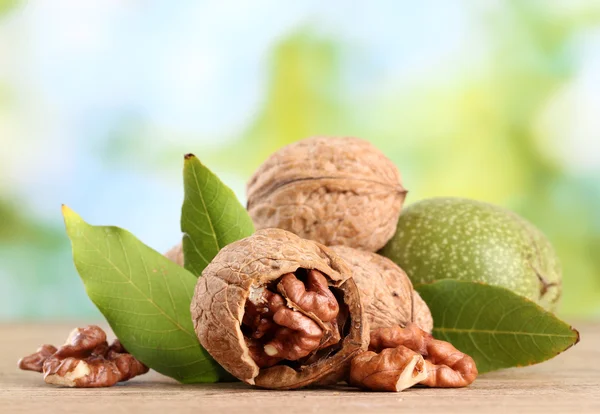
(380, 197, 562, 311)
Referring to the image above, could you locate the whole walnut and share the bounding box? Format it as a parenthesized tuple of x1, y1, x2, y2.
(246, 137, 406, 252)
(190, 228, 368, 389)
(330, 246, 433, 333)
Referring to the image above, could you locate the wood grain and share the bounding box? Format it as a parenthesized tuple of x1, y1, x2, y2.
(1, 322, 597, 414)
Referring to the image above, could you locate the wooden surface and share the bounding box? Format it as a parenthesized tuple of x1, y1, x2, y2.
(1, 322, 598, 414)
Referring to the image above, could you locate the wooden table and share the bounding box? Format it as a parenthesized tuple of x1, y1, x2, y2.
(1, 322, 598, 413)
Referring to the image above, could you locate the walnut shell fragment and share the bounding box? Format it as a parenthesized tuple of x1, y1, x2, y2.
(190, 228, 368, 389)
(330, 246, 433, 333)
(246, 137, 407, 252)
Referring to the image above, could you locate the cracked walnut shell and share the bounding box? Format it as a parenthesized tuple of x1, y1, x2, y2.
(246, 137, 406, 252)
(190, 228, 368, 389)
(330, 246, 433, 333)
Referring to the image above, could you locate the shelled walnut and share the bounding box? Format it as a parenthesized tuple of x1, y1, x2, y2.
(18, 325, 148, 387)
(190, 228, 368, 389)
(246, 137, 407, 252)
(350, 323, 478, 391)
(349, 345, 428, 392)
(331, 246, 433, 333)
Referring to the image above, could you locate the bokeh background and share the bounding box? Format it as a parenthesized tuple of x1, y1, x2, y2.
(1, 0, 599, 320)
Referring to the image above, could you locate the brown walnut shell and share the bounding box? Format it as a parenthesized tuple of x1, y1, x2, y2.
(330, 246, 433, 333)
(190, 228, 368, 389)
(246, 137, 406, 252)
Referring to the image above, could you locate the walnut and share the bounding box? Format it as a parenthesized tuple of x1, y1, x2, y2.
(278, 270, 339, 322)
(190, 228, 368, 389)
(349, 346, 428, 392)
(369, 323, 478, 388)
(17, 344, 57, 372)
(246, 137, 406, 252)
(330, 246, 433, 333)
(18, 325, 149, 387)
(263, 306, 323, 360)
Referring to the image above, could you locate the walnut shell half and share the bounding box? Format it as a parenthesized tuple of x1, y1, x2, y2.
(330, 246, 433, 333)
(190, 228, 368, 389)
(246, 137, 406, 252)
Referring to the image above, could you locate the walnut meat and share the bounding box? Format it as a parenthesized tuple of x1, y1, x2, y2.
(369, 324, 478, 388)
(349, 345, 428, 392)
(190, 228, 368, 389)
(18, 325, 148, 387)
(330, 246, 433, 333)
(246, 137, 406, 252)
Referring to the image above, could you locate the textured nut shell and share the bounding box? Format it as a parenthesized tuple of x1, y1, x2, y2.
(246, 137, 406, 252)
(190, 228, 368, 389)
(331, 246, 433, 333)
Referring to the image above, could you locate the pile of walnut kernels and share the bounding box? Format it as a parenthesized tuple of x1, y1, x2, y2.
(19, 137, 478, 391)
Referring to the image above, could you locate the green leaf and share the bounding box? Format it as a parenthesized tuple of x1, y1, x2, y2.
(415, 280, 579, 373)
(62, 205, 230, 383)
(181, 154, 254, 276)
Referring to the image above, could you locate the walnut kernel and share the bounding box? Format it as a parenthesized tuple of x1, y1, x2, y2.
(18, 325, 148, 387)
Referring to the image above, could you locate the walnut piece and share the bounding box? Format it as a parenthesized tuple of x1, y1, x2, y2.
(242, 278, 327, 363)
(331, 246, 433, 333)
(18, 325, 148, 387)
(243, 288, 286, 341)
(369, 323, 478, 388)
(278, 270, 339, 322)
(263, 307, 323, 360)
(191, 228, 368, 389)
(18, 344, 57, 373)
(246, 137, 407, 252)
(349, 346, 428, 392)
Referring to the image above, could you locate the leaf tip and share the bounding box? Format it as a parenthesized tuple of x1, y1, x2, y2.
(61, 204, 74, 218)
(572, 327, 581, 346)
(61, 205, 84, 228)
(184, 153, 196, 160)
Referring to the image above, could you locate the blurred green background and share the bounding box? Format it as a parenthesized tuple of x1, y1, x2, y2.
(1, 1, 599, 320)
